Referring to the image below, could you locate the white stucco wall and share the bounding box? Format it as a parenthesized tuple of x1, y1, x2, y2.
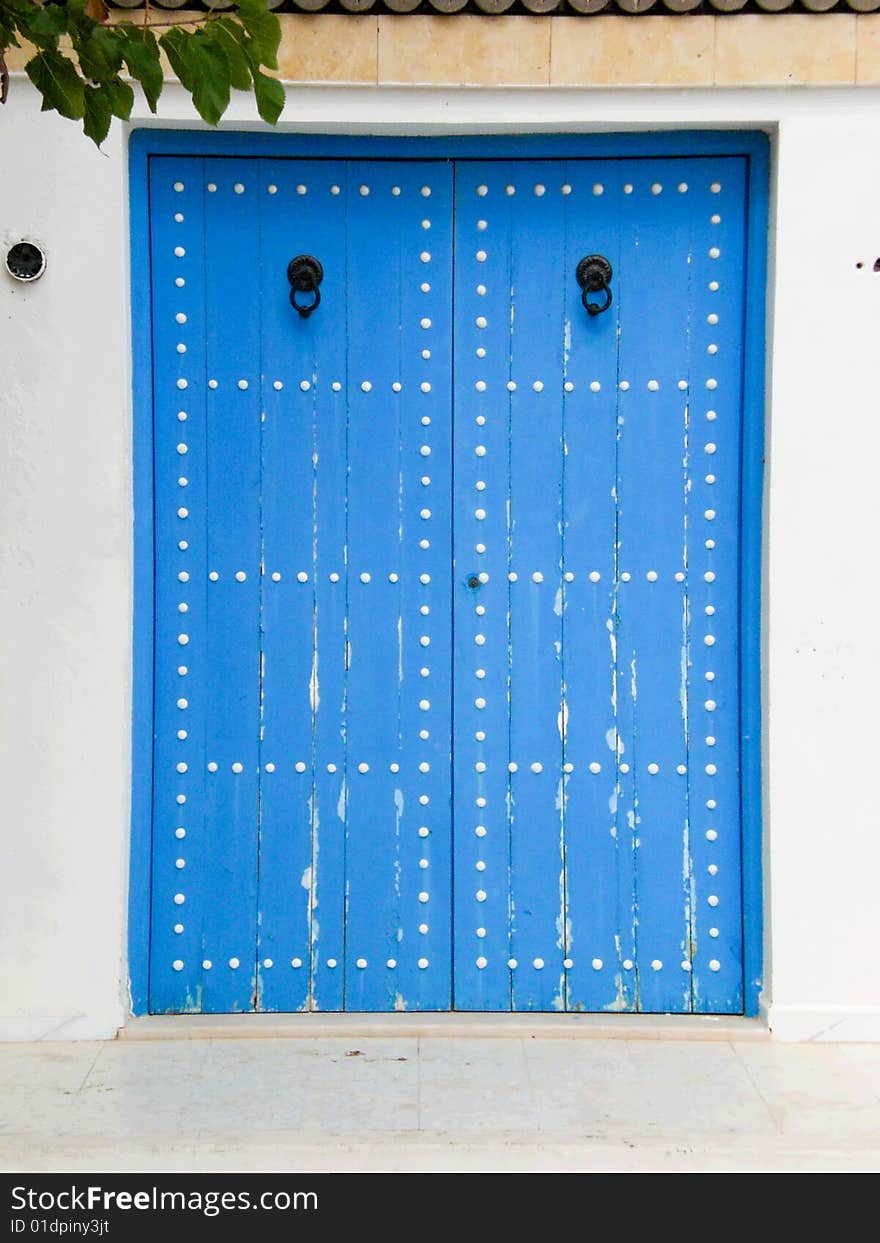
(1, 81, 878, 1041)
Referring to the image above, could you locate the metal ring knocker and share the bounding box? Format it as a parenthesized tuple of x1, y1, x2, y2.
(288, 255, 324, 319)
(576, 255, 613, 317)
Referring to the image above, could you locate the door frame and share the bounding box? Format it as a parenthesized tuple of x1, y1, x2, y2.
(128, 128, 769, 1018)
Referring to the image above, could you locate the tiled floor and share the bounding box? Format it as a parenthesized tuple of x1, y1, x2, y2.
(1, 1036, 879, 1172)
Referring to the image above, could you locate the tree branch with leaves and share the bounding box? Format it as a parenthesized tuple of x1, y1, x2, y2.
(0, 0, 284, 145)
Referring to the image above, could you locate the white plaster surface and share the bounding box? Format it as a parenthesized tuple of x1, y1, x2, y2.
(1, 81, 880, 1040)
(0, 88, 131, 1044)
(0, 1036, 878, 1171)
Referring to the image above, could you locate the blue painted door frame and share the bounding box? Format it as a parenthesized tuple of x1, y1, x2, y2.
(130, 130, 768, 1018)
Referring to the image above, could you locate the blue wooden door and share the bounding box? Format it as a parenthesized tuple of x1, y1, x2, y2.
(451, 159, 746, 1014)
(147, 153, 748, 1014)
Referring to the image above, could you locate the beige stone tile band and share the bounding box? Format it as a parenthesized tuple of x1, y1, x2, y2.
(5, 13, 880, 85)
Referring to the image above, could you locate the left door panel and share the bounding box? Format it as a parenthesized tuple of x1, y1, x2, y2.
(148, 157, 454, 1013)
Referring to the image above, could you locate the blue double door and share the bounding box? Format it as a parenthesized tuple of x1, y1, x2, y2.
(148, 154, 749, 1014)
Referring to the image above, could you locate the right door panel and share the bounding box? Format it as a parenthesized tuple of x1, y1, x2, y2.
(452, 157, 748, 1014)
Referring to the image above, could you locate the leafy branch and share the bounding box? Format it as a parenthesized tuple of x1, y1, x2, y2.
(0, 0, 284, 144)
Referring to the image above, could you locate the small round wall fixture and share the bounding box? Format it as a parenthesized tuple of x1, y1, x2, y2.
(5, 241, 46, 283)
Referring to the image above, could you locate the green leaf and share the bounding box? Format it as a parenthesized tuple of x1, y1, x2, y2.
(66, 0, 88, 19)
(0, 1, 23, 50)
(74, 26, 124, 82)
(25, 4, 69, 52)
(158, 27, 194, 94)
(241, 37, 284, 125)
(63, 0, 98, 45)
(186, 31, 231, 127)
(235, 0, 281, 71)
(83, 82, 111, 145)
(251, 68, 284, 125)
(106, 76, 134, 121)
(120, 29, 162, 114)
(25, 49, 85, 120)
(207, 19, 253, 93)
(1, 0, 36, 52)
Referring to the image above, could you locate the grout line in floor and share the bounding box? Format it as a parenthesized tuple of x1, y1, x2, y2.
(75, 1044, 104, 1095)
(416, 1035, 423, 1132)
(728, 1039, 783, 1135)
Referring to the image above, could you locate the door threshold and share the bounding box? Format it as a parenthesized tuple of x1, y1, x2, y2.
(120, 1012, 768, 1042)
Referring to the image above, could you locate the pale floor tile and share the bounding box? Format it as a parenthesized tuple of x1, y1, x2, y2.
(621, 1041, 777, 1139)
(301, 1062, 419, 1131)
(417, 1038, 532, 1121)
(0, 1041, 101, 1094)
(1, 1037, 879, 1169)
(300, 1097, 420, 1132)
(201, 1035, 419, 1073)
(1, 1087, 81, 1141)
(81, 1038, 222, 1097)
(418, 1035, 529, 1068)
(290, 1036, 420, 1130)
(524, 1037, 637, 1133)
(625, 1037, 755, 1088)
(525, 1039, 776, 1139)
(523, 1036, 634, 1074)
(64, 1091, 304, 1142)
(9, 1135, 880, 1174)
(0, 1043, 102, 1140)
(418, 1041, 535, 1132)
(838, 1045, 880, 1101)
(733, 1041, 880, 1139)
(77, 1039, 308, 1138)
(418, 1086, 537, 1133)
(36, 1042, 241, 1142)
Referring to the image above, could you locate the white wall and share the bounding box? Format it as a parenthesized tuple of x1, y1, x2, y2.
(764, 107, 880, 1041)
(1, 81, 879, 1041)
(0, 89, 131, 1039)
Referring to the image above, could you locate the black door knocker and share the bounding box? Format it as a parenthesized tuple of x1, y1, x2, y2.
(576, 255, 613, 317)
(288, 255, 323, 319)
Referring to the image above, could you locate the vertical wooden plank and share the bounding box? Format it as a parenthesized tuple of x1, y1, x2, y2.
(606, 167, 640, 1014)
(453, 161, 572, 1011)
(393, 163, 455, 1013)
(255, 159, 348, 1012)
(148, 156, 211, 1013)
(341, 166, 398, 1010)
(452, 163, 516, 1011)
(307, 167, 351, 1015)
(560, 160, 631, 1013)
(344, 161, 453, 1010)
(616, 159, 697, 1014)
(196, 158, 264, 1012)
(505, 164, 568, 1012)
(687, 158, 748, 1014)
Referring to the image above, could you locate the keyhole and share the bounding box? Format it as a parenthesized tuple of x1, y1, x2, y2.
(468, 575, 480, 589)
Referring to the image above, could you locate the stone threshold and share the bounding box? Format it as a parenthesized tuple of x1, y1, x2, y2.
(120, 1012, 769, 1041)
